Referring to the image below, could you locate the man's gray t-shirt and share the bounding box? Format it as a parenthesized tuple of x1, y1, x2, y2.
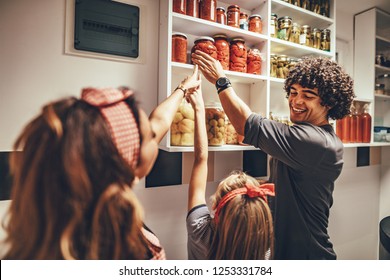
(244, 113, 343, 259)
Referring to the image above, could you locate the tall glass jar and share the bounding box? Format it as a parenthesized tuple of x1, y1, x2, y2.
(227, 5, 240, 28)
(320, 29, 331, 51)
(199, 0, 216, 22)
(311, 0, 321, 14)
(216, 7, 226, 25)
(213, 34, 230, 70)
(270, 54, 278, 78)
(205, 102, 226, 146)
(247, 48, 263, 75)
(173, 0, 186, 14)
(289, 22, 301, 44)
(299, 25, 312, 47)
(191, 36, 218, 62)
(248, 14, 262, 34)
(171, 99, 195, 146)
(270, 13, 278, 38)
(172, 33, 188, 63)
(229, 38, 247, 73)
(312, 28, 321, 49)
(186, 0, 199, 18)
(278, 16, 292, 41)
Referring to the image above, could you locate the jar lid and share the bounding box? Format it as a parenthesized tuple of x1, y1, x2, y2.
(302, 25, 311, 29)
(172, 32, 187, 39)
(228, 4, 240, 9)
(216, 6, 226, 11)
(240, 12, 248, 16)
(378, 74, 390, 79)
(231, 37, 245, 43)
(194, 36, 215, 43)
(278, 16, 292, 21)
(313, 27, 320, 32)
(213, 34, 228, 39)
(321, 29, 331, 33)
(271, 13, 278, 17)
(249, 14, 262, 19)
(205, 101, 223, 108)
(375, 83, 385, 88)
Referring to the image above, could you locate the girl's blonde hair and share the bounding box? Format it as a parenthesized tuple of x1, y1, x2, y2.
(209, 171, 274, 260)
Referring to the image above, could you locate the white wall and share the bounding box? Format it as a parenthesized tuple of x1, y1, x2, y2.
(0, 0, 389, 260)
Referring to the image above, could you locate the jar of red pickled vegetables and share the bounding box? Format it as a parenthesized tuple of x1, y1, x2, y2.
(247, 48, 262, 75)
(248, 14, 262, 34)
(213, 34, 230, 70)
(191, 36, 218, 62)
(172, 32, 188, 63)
(199, 0, 216, 22)
(229, 37, 247, 73)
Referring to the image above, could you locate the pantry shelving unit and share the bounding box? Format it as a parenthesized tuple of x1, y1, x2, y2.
(159, 0, 336, 152)
(354, 8, 390, 145)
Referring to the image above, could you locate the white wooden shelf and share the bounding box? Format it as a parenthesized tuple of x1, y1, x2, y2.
(270, 37, 334, 57)
(271, 0, 333, 28)
(375, 94, 390, 100)
(344, 142, 390, 148)
(159, 144, 259, 153)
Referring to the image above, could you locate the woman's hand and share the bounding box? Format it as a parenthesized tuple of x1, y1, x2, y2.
(191, 50, 226, 85)
(180, 65, 201, 93)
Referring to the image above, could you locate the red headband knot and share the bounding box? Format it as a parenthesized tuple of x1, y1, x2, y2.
(81, 87, 140, 168)
(213, 183, 275, 224)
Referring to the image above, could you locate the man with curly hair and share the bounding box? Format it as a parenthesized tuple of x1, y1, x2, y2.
(192, 51, 355, 260)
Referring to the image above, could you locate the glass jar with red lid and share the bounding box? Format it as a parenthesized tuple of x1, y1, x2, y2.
(191, 36, 218, 63)
(248, 14, 262, 34)
(172, 32, 188, 63)
(229, 37, 247, 73)
(227, 5, 240, 28)
(213, 34, 230, 70)
(216, 7, 226, 25)
(186, 0, 200, 18)
(247, 48, 262, 75)
(173, 0, 186, 15)
(199, 0, 216, 22)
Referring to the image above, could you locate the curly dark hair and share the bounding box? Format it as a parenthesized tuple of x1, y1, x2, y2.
(284, 57, 355, 120)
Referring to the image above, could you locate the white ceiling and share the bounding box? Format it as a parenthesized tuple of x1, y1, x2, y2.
(337, 0, 390, 15)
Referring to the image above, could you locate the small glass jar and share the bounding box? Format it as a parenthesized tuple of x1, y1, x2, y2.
(213, 34, 230, 70)
(239, 12, 248, 30)
(270, 54, 278, 78)
(312, 28, 321, 49)
(321, 0, 330, 17)
(278, 16, 292, 41)
(311, 0, 321, 14)
(376, 54, 385, 66)
(320, 29, 331, 51)
(299, 25, 312, 47)
(270, 13, 278, 38)
(375, 84, 385, 95)
(173, 0, 186, 14)
(289, 22, 301, 44)
(225, 117, 238, 144)
(191, 36, 218, 62)
(277, 55, 288, 79)
(229, 37, 247, 73)
(171, 99, 195, 146)
(247, 48, 263, 75)
(227, 5, 240, 28)
(301, 0, 310, 10)
(199, 0, 216, 22)
(248, 14, 262, 34)
(205, 102, 226, 146)
(172, 33, 188, 63)
(186, 0, 199, 18)
(293, 0, 301, 6)
(216, 7, 226, 25)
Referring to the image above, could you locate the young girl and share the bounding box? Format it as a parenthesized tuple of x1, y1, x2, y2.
(186, 85, 275, 260)
(2, 67, 201, 259)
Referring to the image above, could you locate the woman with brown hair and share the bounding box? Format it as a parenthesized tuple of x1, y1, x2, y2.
(2, 67, 201, 260)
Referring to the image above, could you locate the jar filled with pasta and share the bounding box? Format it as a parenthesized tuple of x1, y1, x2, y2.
(289, 22, 301, 44)
(171, 99, 195, 146)
(205, 102, 226, 146)
(312, 28, 321, 49)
